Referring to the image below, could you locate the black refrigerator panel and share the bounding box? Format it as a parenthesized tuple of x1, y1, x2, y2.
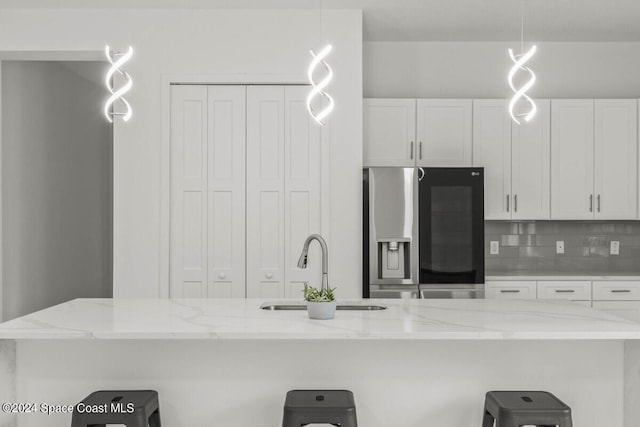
(418, 168, 484, 284)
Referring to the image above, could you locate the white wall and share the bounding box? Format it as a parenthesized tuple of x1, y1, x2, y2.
(1, 60, 112, 320)
(364, 41, 640, 98)
(0, 9, 363, 298)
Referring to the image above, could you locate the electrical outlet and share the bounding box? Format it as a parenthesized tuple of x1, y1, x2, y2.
(610, 240, 620, 255)
(556, 240, 565, 254)
(490, 241, 500, 255)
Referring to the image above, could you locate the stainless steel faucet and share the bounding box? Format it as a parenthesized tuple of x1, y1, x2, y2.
(296, 234, 329, 290)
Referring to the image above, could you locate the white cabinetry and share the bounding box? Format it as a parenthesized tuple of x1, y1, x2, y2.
(593, 280, 640, 321)
(551, 99, 637, 219)
(416, 99, 472, 166)
(485, 281, 537, 300)
(363, 99, 415, 166)
(473, 99, 550, 220)
(537, 281, 591, 302)
(363, 98, 472, 167)
(170, 85, 321, 299)
(594, 99, 638, 219)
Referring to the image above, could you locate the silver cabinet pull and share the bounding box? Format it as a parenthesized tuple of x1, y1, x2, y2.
(419, 141, 423, 160)
(506, 194, 510, 212)
(597, 194, 601, 212)
(589, 194, 593, 212)
(514, 194, 518, 212)
(611, 289, 631, 293)
(555, 289, 575, 293)
(500, 289, 520, 293)
(410, 141, 414, 160)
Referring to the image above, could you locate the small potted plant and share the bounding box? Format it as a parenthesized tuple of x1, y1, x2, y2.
(303, 283, 337, 320)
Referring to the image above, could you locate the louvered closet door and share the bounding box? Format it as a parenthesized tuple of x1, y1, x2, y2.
(246, 86, 286, 298)
(207, 86, 247, 297)
(283, 86, 321, 298)
(170, 85, 208, 297)
(170, 85, 246, 298)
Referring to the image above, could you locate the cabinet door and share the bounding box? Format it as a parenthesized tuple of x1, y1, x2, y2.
(246, 86, 285, 298)
(472, 100, 512, 220)
(207, 86, 247, 298)
(363, 99, 416, 166)
(417, 99, 472, 166)
(550, 100, 595, 219)
(170, 86, 209, 297)
(594, 99, 638, 219)
(511, 100, 551, 220)
(485, 281, 537, 300)
(283, 86, 322, 298)
(593, 301, 640, 322)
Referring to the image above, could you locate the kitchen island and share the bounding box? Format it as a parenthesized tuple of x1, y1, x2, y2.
(1, 298, 640, 427)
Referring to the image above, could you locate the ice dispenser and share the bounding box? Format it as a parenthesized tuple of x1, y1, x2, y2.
(364, 167, 418, 297)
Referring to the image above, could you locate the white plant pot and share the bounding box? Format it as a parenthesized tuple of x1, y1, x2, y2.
(306, 301, 337, 320)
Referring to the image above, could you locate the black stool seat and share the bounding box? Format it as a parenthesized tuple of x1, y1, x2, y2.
(283, 389, 357, 427)
(482, 391, 572, 427)
(71, 390, 161, 427)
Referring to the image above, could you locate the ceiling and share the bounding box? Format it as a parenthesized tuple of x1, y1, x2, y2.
(2, 0, 640, 42)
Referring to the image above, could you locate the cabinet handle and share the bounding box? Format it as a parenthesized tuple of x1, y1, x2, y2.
(589, 194, 593, 212)
(597, 194, 601, 212)
(410, 141, 414, 160)
(500, 289, 520, 293)
(555, 289, 575, 293)
(611, 289, 631, 293)
(265, 273, 273, 279)
(218, 273, 226, 279)
(419, 141, 423, 160)
(506, 195, 510, 212)
(514, 194, 518, 213)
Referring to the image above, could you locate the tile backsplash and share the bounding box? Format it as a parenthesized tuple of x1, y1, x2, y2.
(485, 221, 640, 275)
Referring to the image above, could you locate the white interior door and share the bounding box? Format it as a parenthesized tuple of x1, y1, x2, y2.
(207, 86, 247, 297)
(594, 99, 638, 219)
(246, 86, 286, 298)
(170, 85, 208, 297)
(511, 99, 551, 220)
(284, 86, 322, 298)
(550, 99, 595, 219)
(472, 100, 512, 220)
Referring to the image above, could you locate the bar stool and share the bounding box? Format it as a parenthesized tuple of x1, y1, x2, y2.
(282, 389, 357, 427)
(71, 390, 161, 427)
(482, 390, 572, 427)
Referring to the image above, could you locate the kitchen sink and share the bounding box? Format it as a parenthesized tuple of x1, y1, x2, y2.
(260, 302, 387, 311)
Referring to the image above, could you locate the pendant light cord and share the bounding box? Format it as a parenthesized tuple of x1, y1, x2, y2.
(520, 0, 524, 54)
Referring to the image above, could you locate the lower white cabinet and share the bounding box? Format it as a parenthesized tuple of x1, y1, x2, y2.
(485, 281, 537, 300)
(592, 301, 640, 322)
(592, 281, 640, 322)
(536, 281, 591, 301)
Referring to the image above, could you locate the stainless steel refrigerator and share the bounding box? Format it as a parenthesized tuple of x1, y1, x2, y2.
(363, 167, 485, 299)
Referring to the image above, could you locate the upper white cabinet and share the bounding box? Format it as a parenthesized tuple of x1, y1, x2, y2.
(363, 98, 472, 167)
(170, 85, 321, 299)
(363, 98, 416, 166)
(551, 99, 637, 220)
(594, 99, 638, 219)
(473, 99, 550, 220)
(416, 99, 472, 166)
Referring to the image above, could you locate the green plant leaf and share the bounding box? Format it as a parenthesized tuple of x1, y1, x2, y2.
(303, 283, 336, 302)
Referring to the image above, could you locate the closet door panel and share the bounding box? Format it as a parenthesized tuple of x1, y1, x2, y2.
(170, 85, 208, 297)
(207, 86, 246, 298)
(246, 86, 286, 298)
(284, 86, 322, 298)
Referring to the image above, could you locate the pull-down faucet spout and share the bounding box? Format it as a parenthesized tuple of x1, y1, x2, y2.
(296, 234, 329, 290)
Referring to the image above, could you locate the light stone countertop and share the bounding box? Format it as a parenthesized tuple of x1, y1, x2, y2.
(1, 298, 640, 340)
